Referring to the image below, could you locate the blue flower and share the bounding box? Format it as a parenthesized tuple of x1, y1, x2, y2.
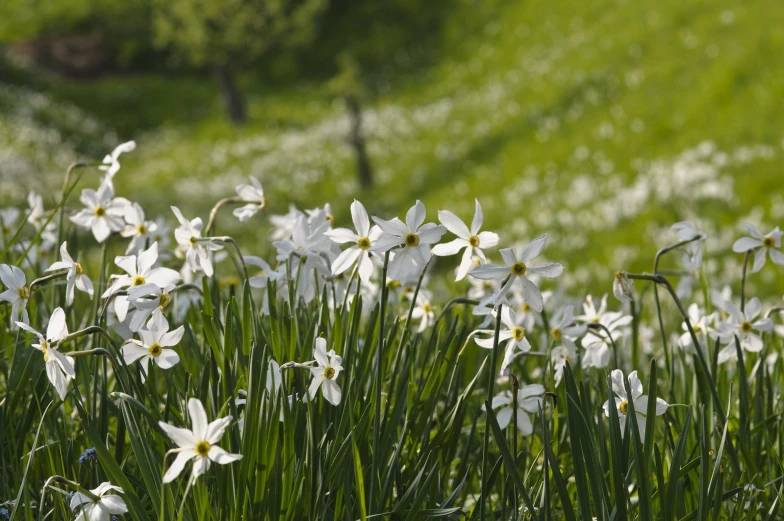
(77, 447, 97, 464)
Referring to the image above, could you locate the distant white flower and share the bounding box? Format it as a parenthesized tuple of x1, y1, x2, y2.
(122, 310, 183, 380)
(125, 283, 176, 331)
(581, 304, 632, 369)
(27, 191, 47, 231)
(732, 223, 784, 273)
(159, 398, 242, 483)
(0, 207, 20, 238)
(0, 264, 30, 327)
(678, 303, 717, 350)
(100, 140, 136, 184)
(70, 182, 130, 243)
(484, 384, 544, 435)
(121, 202, 157, 254)
(171, 206, 223, 277)
(409, 290, 436, 333)
(269, 205, 302, 240)
(603, 369, 668, 439)
(675, 249, 702, 299)
(46, 242, 94, 306)
(475, 307, 532, 374)
(551, 343, 576, 386)
(309, 338, 343, 406)
(613, 271, 633, 303)
(470, 234, 563, 310)
(716, 298, 773, 363)
(371, 200, 446, 281)
(17, 308, 74, 399)
(432, 200, 500, 281)
(233, 177, 268, 221)
(671, 221, 706, 242)
(70, 482, 127, 521)
(324, 200, 381, 281)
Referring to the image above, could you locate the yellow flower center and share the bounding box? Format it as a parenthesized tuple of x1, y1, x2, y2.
(159, 293, 171, 308)
(94, 207, 106, 217)
(591, 316, 600, 323)
(195, 441, 210, 457)
(422, 303, 432, 313)
(324, 366, 336, 379)
(551, 327, 562, 340)
(521, 303, 531, 312)
(511, 262, 526, 275)
(189, 236, 198, 246)
(132, 275, 146, 286)
(468, 235, 480, 247)
(137, 224, 148, 235)
(19, 286, 30, 300)
(148, 343, 162, 357)
(404, 233, 420, 247)
(740, 321, 753, 333)
(75, 263, 84, 275)
(326, 214, 335, 226)
(358, 237, 371, 250)
(387, 280, 401, 289)
(41, 340, 50, 362)
(619, 400, 628, 416)
(260, 196, 269, 211)
(512, 326, 525, 342)
(763, 237, 775, 248)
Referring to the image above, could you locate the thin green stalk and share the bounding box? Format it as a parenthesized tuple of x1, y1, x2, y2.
(369, 251, 389, 513)
(480, 303, 504, 520)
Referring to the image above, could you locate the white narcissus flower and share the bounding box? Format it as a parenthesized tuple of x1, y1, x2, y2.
(483, 384, 545, 435)
(269, 205, 302, 240)
(370, 200, 446, 282)
(171, 206, 223, 277)
(671, 221, 706, 242)
(233, 176, 268, 221)
(309, 337, 343, 406)
(0, 264, 30, 327)
(159, 398, 242, 483)
(732, 223, 784, 273)
(70, 182, 130, 243)
(70, 482, 128, 521)
(432, 199, 500, 281)
(122, 309, 183, 380)
(324, 200, 382, 282)
(409, 290, 435, 333)
(470, 234, 563, 311)
(100, 140, 136, 184)
(121, 202, 157, 254)
(125, 283, 176, 331)
(46, 242, 94, 306)
(17, 308, 75, 399)
(27, 191, 47, 231)
(613, 271, 633, 303)
(603, 369, 668, 439)
(715, 297, 773, 364)
(548, 305, 587, 352)
(678, 303, 717, 350)
(551, 343, 576, 386)
(475, 307, 532, 374)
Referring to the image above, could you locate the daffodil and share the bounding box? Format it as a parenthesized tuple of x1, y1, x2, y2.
(309, 337, 343, 406)
(371, 200, 446, 281)
(483, 384, 545, 435)
(16, 308, 75, 399)
(122, 309, 182, 380)
(732, 223, 784, 273)
(121, 202, 157, 254)
(233, 176, 268, 221)
(46, 242, 94, 306)
(0, 264, 30, 327)
(432, 199, 500, 281)
(324, 200, 381, 281)
(159, 398, 242, 483)
(715, 297, 773, 363)
(70, 482, 128, 521)
(603, 369, 668, 439)
(470, 234, 563, 310)
(70, 182, 130, 243)
(171, 206, 223, 277)
(475, 307, 532, 374)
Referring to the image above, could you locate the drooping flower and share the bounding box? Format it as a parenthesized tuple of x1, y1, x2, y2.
(470, 234, 563, 310)
(121, 202, 157, 254)
(171, 206, 223, 277)
(671, 221, 706, 242)
(46, 242, 94, 306)
(475, 307, 532, 374)
(0, 264, 30, 327)
(371, 200, 446, 281)
(613, 271, 633, 303)
(432, 199, 500, 281)
(732, 223, 784, 273)
(159, 398, 242, 483)
(715, 298, 773, 363)
(70, 482, 128, 521)
(483, 384, 545, 435)
(309, 337, 343, 406)
(324, 200, 381, 282)
(99, 140, 136, 184)
(70, 182, 130, 243)
(233, 177, 268, 221)
(603, 369, 668, 439)
(16, 308, 75, 399)
(122, 310, 183, 380)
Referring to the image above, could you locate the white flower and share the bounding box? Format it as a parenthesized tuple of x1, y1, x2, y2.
(233, 176, 268, 221)
(475, 307, 532, 374)
(171, 206, 223, 277)
(671, 221, 706, 242)
(431, 199, 500, 281)
(715, 298, 773, 364)
(273, 214, 332, 263)
(678, 303, 717, 350)
(27, 191, 47, 231)
(324, 200, 381, 281)
(577, 294, 624, 325)
(603, 369, 668, 439)
(309, 338, 343, 406)
(16, 308, 75, 399)
(581, 303, 632, 369)
(371, 200, 446, 281)
(158, 398, 242, 483)
(121, 202, 157, 254)
(483, 384, 545, 435)
(675, 249, 702, 299)
(0, 207, 20, 238)
(46, 242, 94, 306)
(551, 343, 576, 386)
(0, 264, 30, 328)
(70, 482, 128, 521)
(409, 290, 436, 333)
(99, 140, 136, 183)
(470, 234, 563, 311)
(732, 223, 784, 273)
(269, 205, 302, 240)
(70, 182, 130, 243)
(122, 310, 183, 380)
(613, 271, 633, 303)
(125, 282, 177, 331)
(548, 305, 587, 351)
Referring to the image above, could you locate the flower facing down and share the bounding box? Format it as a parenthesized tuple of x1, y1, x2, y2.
(603, 369, 668, 439)
(17, 308, 75, 399)
(309, 337, 343, 406)
(70, 482, 127, 521)
(484, 384, 545, 435)
(46, 242, 94, 307)
(233, 176, 268, 221)
(159, 398, 242, 484)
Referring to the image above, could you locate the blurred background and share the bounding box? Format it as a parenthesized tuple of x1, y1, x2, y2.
(1, 0, 782, 291)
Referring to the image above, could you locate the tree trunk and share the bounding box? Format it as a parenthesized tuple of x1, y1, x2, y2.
(346, 95, 373, 189)
(215, 65, 247, 125)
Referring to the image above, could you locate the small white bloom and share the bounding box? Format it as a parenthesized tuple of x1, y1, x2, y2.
(0, 264, 30, 328)
(70, 182, 130, 243)
(269, 205, 302, 240)
(432, 199, 500, 281)
(27, 191, 47, 231)
(678, 303, 717, 350)
(551, 343, 576, 386)
(16, 308, 75, 399)
(308, 338, 343, 406)
(121, 202, 157, 254)
(122, 309, 183, 380)
(715, 298, 773, 363)
(483, 384, 545, 435)
(46, 242, 94, 306)
(324, 200, 382, 281)
(613, 271, 633, 303)
(233, 176, 268, 221)
(99, 140, 136, 184)
(409, 290, 436, 333)
(475, 307, 532, 374)
(171, 206, 223, 277)
(603, 369, 668, 439)
(732, 223, 784, 273)
(70, 482, 128, 521)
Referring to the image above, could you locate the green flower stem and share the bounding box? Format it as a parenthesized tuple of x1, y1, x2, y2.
(369, 250, 390, 513)
(205, 196, 243, 236)
(480, 301, 504, 520)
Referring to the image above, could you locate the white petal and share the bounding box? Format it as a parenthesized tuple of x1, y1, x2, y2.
(163, 450, 194, 483)
(208, 445, 242, 464)
(188, 398, 209, 440)
(406, 200, 426, 231)
(519, 234, 548, 262)
(437, 210, 470, 239)
(350, 200, 370, 236)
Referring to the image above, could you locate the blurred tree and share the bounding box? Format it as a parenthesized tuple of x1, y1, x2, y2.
(329, 53, 372, 189)
(151, 0, 326, 125)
